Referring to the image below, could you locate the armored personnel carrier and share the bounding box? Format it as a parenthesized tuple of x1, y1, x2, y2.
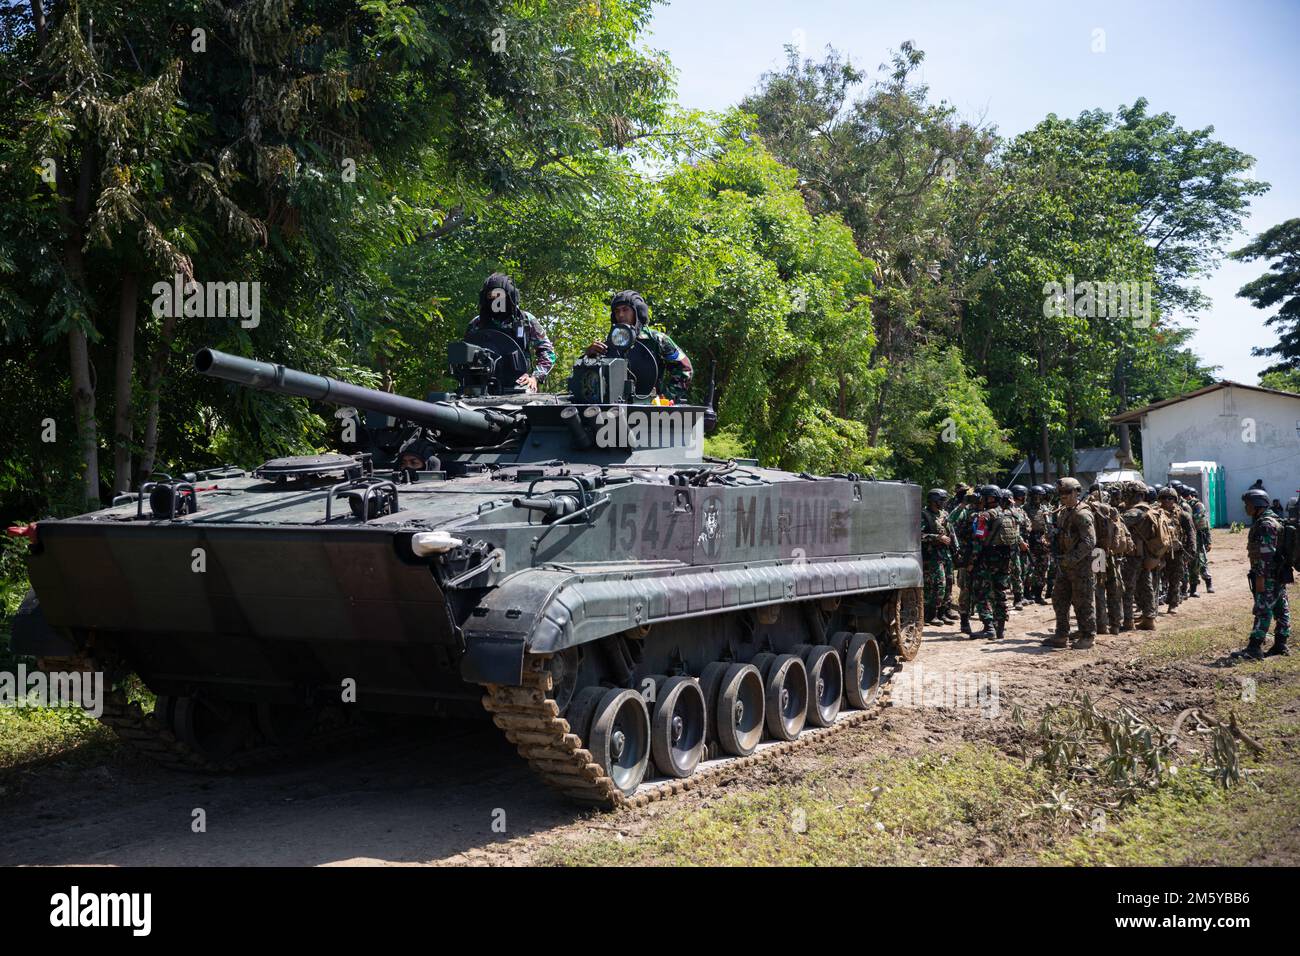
(13, 327, 923, 807)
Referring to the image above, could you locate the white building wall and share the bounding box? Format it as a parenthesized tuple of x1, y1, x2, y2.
(1137, 385, 1300, 524)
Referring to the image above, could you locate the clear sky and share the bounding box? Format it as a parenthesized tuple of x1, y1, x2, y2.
(644, 0, 1300, 385)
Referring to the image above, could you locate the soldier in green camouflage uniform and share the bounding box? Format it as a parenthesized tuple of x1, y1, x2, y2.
(1159, 487, 1196, 615)
(466, 273, 556, 389)
(1043, 477, 1097, 650)
(1179, 486, 1213, 595)
(951, 489, 980, 634)
(1024, 485, 1052, 604)
(1008, 486, 1032, 610)
(921, 489, 954, 625)
(586, 290, 693, 402)
(1234, 488, 1291, 660)
(968, 486, 1015, 640)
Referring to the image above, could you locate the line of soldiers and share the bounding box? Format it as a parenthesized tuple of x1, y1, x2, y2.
(921, 476, 1218, 651)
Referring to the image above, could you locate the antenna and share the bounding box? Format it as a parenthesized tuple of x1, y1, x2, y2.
(703, 363, 717, 434)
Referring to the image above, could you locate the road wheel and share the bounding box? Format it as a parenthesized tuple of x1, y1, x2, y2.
(588, 689, 651, 795)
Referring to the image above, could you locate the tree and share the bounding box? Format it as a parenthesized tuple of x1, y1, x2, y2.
(1231, 218, 1300, 375)
(1077, 98, 1268, 315)
(0, 0, 672, 511)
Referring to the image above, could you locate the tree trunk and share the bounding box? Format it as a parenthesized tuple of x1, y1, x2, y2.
(136, 310, 179, 485)
(1040, 419, 1051, 484)
(29, 0, 46, 44)
(112, 272, 138, 494)
(68, 321, 99, 507)
(62, 146, 98, 507)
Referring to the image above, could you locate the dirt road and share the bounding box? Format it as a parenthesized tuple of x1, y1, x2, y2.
(0, 531, 1260, 866)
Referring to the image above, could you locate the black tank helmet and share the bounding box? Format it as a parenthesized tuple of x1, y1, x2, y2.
(1010, 484, 1028, 499)
(927, 488, 950, 504)
(978, 484, 1001, 503)
(1144, 484, 1158, 503)
(479, 272, 521, 319)
(1028, 484, 1044, 498)
(1241, 488, 1271, 510)
(610, 290, 650, 331)
(998, 488, 1013, 503)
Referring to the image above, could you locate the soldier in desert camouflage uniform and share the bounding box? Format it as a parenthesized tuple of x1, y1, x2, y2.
(1043, 477, 1097, 650)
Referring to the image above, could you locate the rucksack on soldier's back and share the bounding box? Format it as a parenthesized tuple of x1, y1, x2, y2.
(1109, 511, 1134, 556)
(995, 510, 1021, 547)
(1282, 518, 1300, 572)
(1138, 507, 1174, 558)
(1090, 500, 1131, 556)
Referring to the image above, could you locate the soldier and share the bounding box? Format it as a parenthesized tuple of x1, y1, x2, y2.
(1009, 485, 1032, 610)
(952, 489, 981, 634)
(921, 488, 955, 626)
(1118, 482, 1159, 631)
(1043, 477, 1097, 650)
(466, 273, 556, 390)
(967, 485, 1017, 640)
(1158, 487, 1196, 616)
(1173, 483, 1197, 599)
(585, 290, 693, 402)
(1145, 484, 1165, 605)
(1180, 485, 1213, 595)
(950, 484, 971, 515)
(999, 489, 1026, 611)
(1087, 484, 1124, 634)
(1045, 484, 1060, 601)
(1233, 488, 1292, 660)
(1024, 485, 1052, 604)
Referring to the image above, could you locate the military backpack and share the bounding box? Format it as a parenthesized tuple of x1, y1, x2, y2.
(1137, 506, 1175, 558)
(1090, 499, 1133, 556)
(994, 510, 1022, 547)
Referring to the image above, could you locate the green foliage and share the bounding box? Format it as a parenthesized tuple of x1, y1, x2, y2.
(0, 15, 1259, 519)
(1232, 218, 1300, 375)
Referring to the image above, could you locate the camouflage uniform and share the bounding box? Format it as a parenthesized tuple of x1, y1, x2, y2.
(921, 505, 954, 621)
(1025, 498, 1051, 599)
(466, 310, 556, 382)
(969, 504, 1015, 633)
(1246, 507, 1291, 652)
(1161, 498, 1196, 613)
(950, 496, 978, 626)
(1088, 492, 1124, 634)
(1008, 502, 1031, 605)
(1189, 497, 1212, 592)
(1178, 499, 1197, 597)
(1119, 496, 1158, 628)
(1051, 500, 1097, 643)
(640, 327, 693, 402)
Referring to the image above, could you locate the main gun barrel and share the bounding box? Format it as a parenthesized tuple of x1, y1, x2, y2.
(194, 348, 503, 439)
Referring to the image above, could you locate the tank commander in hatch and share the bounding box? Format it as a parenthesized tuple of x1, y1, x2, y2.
(466, 272, 556, 392)
(584, 290, 693, 402)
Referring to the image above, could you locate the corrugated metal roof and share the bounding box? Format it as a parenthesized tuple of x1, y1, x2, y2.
(1012, 447, 1119, 475)
(1111, 380, 1300, 424)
